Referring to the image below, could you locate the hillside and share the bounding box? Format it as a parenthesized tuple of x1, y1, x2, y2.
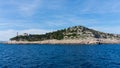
(10, 26, 120, 41)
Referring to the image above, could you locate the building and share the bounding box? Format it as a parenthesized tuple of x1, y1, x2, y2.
(23, 33, 29, 36)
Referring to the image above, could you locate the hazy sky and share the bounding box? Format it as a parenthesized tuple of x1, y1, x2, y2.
(1, 0, 120, 40)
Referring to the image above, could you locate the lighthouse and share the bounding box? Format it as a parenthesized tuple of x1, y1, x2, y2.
(17, 32, 18, 37)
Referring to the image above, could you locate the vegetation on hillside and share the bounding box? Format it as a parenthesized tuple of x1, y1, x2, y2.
(10, 26, 120, 41)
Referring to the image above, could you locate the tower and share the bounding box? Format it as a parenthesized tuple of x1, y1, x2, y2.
(17, 32, 18, 37)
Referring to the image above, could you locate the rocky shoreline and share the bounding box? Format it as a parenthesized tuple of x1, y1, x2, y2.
(5, 39, 120, 45)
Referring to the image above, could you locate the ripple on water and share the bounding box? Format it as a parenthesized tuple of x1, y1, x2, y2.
(0, 44, 119, 68)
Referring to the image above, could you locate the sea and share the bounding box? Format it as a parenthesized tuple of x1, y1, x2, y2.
(0, 44, 120, 68)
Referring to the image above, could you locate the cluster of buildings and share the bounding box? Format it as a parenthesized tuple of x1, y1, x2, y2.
(17, 32, 29, 36)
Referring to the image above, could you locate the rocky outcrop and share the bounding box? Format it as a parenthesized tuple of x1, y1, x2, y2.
(9, 25, 120, 44)
(10, 25, 120, 41)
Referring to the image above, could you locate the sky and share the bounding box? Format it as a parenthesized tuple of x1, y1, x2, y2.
(0, 0, 120, 41)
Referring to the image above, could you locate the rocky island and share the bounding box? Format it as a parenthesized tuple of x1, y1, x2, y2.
(6, 25, 120, 44)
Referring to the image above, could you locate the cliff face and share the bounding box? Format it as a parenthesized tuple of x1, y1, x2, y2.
(10, 26, 120, 41)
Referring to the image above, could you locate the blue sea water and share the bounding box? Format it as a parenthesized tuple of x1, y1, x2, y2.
(0, 44, 120, 68)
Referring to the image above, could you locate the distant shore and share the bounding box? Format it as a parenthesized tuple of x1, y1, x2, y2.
(5, 39, 120, 45)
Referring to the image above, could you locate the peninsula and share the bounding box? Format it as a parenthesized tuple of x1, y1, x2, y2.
(7, 26, 120, 44)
